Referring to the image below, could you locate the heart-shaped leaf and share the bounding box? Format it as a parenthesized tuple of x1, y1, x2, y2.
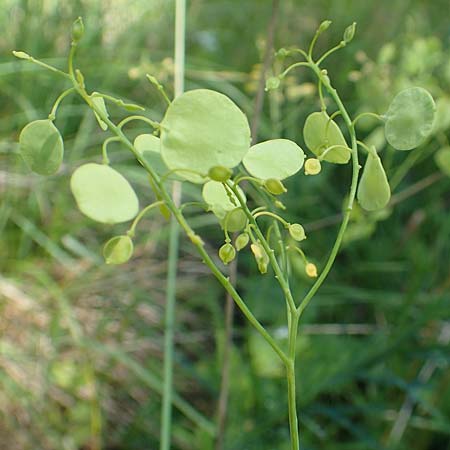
(303, 112, 350, 164)
(160, 89, 251, 183)
(70, 163, 139, 223)
(19, 119, 64, 175)
(357, 150, 391, 211)
(243, 139, 305, 180)
(385, 87, 435, 150)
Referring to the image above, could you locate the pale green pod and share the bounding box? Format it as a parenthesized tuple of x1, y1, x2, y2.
(160, 89, 251, 183)
(235, 233, 249, 251)
(103, 235, 134, 265)
(19, 119, 64, 175)
(243, 139, 305, 180)
(264, 179, 287, 195)
(219, 243, 236, 265)
(70, 163, 139, 224)
(208, 166, 232, 182)
(202, 181, 246, 220)
(434, 146, 450, 177)
(303, 112, 350, 164)
(134, 134, 169, 176)
(357, 151, 391, 211)
(385, 87, 435, 150)
(222, 208, 248, 233)
(288, 223, 306, 242)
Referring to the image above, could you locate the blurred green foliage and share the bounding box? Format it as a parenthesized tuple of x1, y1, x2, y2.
(1, 1, 449, 450)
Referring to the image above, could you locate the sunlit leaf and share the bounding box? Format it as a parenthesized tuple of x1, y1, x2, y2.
(160, 89, 251, 183)
(385, 87, 435, 150)
(19, 119, 64, 175)
(202, 181, 246, 220)
(303, 112, 350, 163)
(134, 134, 169, 176)
(243, 139, 305, 180)
(70, 163, 139, 223)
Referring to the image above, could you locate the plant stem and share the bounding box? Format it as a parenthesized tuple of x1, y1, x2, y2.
(161, 1, 186, 449)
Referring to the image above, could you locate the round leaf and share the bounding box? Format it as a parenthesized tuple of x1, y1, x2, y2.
(19, 119, 64, 175)
(103, 235, 134, 264)
(303, 112, 350, 164)
(134, 134, 169, 176)
(357, 151, 391, 211)
(160, 89, 251, 183)
(202, 181, 245, 220)
(434, 147, 450, 177)
(243, 139, 305, 180)
(70, 163, 139, 223)
(385, 87, 436, 150)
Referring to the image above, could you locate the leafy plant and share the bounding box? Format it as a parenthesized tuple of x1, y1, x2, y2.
(13, 17, 439, 450)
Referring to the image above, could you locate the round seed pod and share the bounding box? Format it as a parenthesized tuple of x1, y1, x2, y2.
(70, 163, 139, 224)
(103, 235, 134, 265)
(304, 158, 322, 175)
(303, 112, 350, 164)
(305, 262, 318, 278)
(385, 87, 435, 150)
(357, 150, 391, 211)
(235, 233, 250, 251)
(219, 243, 236, 265)
(208, 165, 233, 182)
(264, 179, 287, 195)
(288, 223, 306, 242)
(223, 208, 248, 233)
(160, 89, 251, 183)
(19, 119, 64, 175)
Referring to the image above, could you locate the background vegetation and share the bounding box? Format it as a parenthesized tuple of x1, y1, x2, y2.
(1, 1, 449, 449)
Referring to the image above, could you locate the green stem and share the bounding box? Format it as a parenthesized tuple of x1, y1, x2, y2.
(48, 87, 75, 120)
(127, 201, 164, 237)
(101, 136, 120, 164)
(352, 111, 384, 127)
(118, 115, 160, 130)
(316, 42, 345, 65)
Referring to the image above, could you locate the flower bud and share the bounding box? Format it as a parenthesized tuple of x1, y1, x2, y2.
(305, 262, 318, 278)
(250, 242, 269, 274)
(304, 158, 322, 175)
(343, 22, 356, 44)
(264, 178, 287, 195)
(276, 48, 289, 58)
(219, 243, 236, 265)
(12, 51, 31, 60)
(265, 76, 281, 91)
(235, 233, 250, 251)
(318, 20, 332, 33)
(208, 165, 232, 182)
(288, 223, 306, 242)
(71, 17, 84, 43)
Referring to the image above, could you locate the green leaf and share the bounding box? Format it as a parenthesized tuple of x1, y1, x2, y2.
(243, 139, 305, 180)
(385, 87, 436, 150)
(160, 89, 251, 183)
(19, 119, 64, 175)
(103, 235, 134, 264)
(357, 150, 391, 211)
(134, 134, 169, 176)
(91, 93, 109, 130)
(303, 112, 350, 163)
(434, 147, 450, 177)
(202, 181, 245, 220)
(70, 163, 139, 223)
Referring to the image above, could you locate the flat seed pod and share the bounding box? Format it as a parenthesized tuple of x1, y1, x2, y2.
(357, 151, 391, 211)
(434, 147, 450, 177)
(160, 89, 251, 183)
(222, 208, 248, 232)
(385, 87, 435, 150)
(303, 112, 350, 164)
(134, 134, 169, 176)
(103, 235, 134, 264)
(243, 139, 305, 180)
(202, 181, 246, 220)
(70, 163, 139, 223)
(19, 119, 64, 175)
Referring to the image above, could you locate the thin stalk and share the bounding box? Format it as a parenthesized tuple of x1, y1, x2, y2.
(160, 1, 186, 449)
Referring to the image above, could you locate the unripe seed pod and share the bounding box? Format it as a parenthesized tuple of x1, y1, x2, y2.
(235, 233, 250, 251)
(305, 262, 318, 278)
(304, 158, 322, 175)
(250, 242, 269, 274)
(224, 208, 247, 232)
(71, 17, 84, 43)
(288, 223, 306, 241)
(219, 243, 236, 265)
(265, 77, 281, 91)
(264, 178, 287, 195)
(208, 165, 232, 182)
(103, 235, 134, 265)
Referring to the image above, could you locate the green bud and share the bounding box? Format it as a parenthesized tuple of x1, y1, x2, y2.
(264, 178, 287, 195)
(12, 50, 31, 60)
(276, 48, 289, 58)
(208, 165, 232, 182)
(343, 22, 356, 44)
(288, 223, 306, 242)
(235, 233, 249, 251)
(304, 158, 322, 175)
(219, 243, 236, 265)
(318, 20, 332, 33)
(71, 17, 84, 43)
(103, 235, 134, 265)
(265, 76, 281, 91)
